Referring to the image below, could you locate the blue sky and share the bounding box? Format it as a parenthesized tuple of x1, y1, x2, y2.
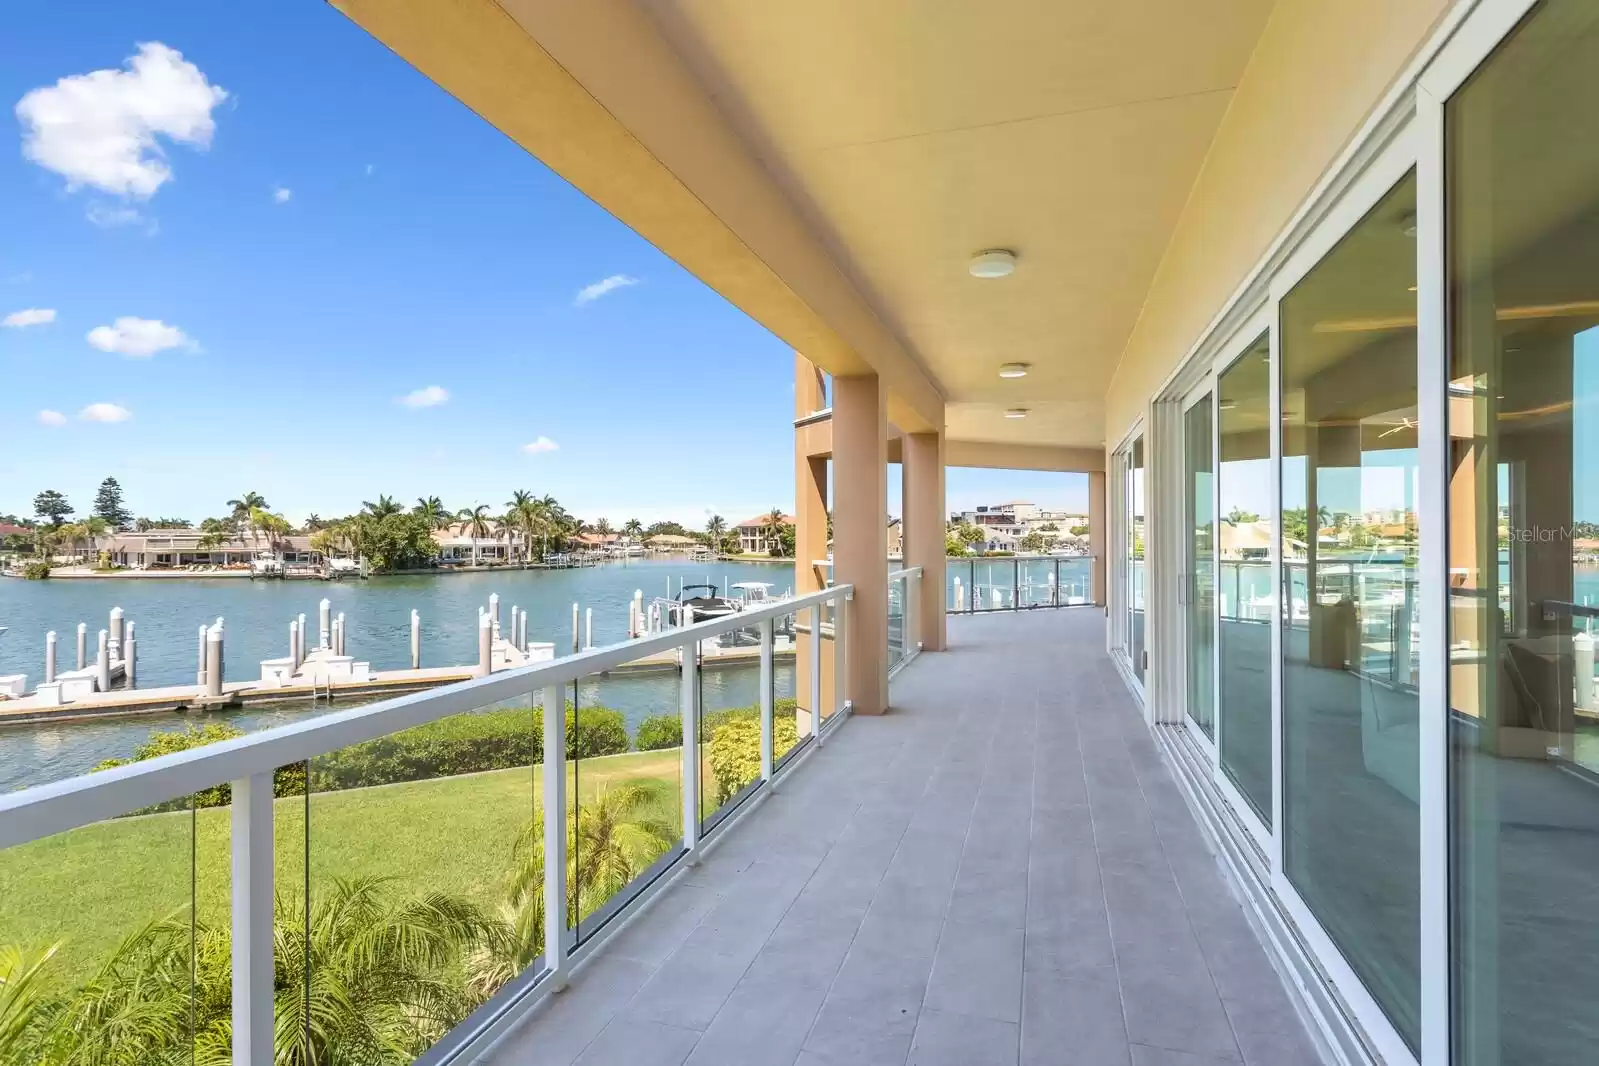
(0, 2, 1083, 528)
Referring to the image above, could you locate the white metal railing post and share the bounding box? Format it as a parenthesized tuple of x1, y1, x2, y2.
(681, 635, 701, 862)
(810, 603, 824, 745)
(231, 772, 274, 1066)
(909, 569, 921, 653)
(542, 684, 569, 988)
(758, 618, 774, 785)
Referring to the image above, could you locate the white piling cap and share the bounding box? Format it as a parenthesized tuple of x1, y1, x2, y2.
(321, 598, 330, 608)
(110, 606, 124, 618)
(46, 630, 56, 640)
(1577, 631, 1594, 649)
(78, 622, 87, 632)
(479, 613, 493, 629)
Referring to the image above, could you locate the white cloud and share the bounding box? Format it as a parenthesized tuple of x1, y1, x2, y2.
(364, 163, 374, 176)
(37, 409, 67, 427)
(80, 402, 132, 423)
(397, 385, 449, 409)
(85, 202, 147, 228)
(574, 274, 638, 306)
(272, 185, 291, 204)
(16, 42, 228, 200)
(87, 316, 192, 357)
(521, 436, 559, 455)
(3, 308, 55, 328)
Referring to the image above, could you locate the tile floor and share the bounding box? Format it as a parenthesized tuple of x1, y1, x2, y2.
(486, 609, 1324, 1066)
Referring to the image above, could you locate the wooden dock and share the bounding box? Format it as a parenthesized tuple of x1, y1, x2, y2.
(0, 645, 794, 726)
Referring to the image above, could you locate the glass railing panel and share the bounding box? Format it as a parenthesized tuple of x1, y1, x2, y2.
(1018, 558, 1055, 607)
(947, 558, 976, 613)
(695, 617, 766, 836)
(571, 652, 683, 944)
(0, 792, 203, 1062)
(888, 577, 907, 669)
(774, 608, 807, 770)
(303, 697, 541, 1062)
(970, 558, 1018, 611)
(1057, 558, 1092, 605)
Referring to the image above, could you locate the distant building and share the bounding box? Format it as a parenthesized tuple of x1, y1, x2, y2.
(94, 529, 323, 569)
(956, 502, 1088, 542)
(432, 521, 519, 564)
(737, 513, 794, 554)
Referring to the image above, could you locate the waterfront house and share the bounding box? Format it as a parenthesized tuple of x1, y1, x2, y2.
(431, 521, 520, 565)
(93, 529, 324, 570)
(735, 513, 793, 554)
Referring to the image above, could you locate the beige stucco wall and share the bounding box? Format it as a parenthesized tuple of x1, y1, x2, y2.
(1103, 0, 1450, 440)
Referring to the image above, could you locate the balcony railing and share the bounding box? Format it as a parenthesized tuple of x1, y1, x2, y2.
(887, 565, 924, 676)
(0, 584, 857, 1066)
(947, 555, 1094, 613)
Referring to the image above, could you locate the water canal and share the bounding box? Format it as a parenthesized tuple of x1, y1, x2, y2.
(0, 559, 798, 791)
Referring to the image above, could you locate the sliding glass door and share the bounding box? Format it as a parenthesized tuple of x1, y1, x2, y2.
(1217, 335, 1274, 828)
(1129, 435, 1146, 685)
(1185, 391, 1216, 740)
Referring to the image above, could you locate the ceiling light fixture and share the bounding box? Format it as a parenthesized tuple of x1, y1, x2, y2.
(1004, 408, 1029, 419)
(969, 249, 1017, 278)
(998, 362, 1030, 378)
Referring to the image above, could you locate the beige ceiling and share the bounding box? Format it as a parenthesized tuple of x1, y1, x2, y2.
(638, 0, 1277, 448)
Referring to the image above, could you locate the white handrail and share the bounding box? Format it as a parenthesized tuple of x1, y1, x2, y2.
(887, 566, 923, 581)
(0, 584, 853, 850)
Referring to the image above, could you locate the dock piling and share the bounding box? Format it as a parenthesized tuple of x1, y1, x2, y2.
(571, 603, 579, 656)
(290, 620, 300, 668)
(516, 608, 526, 652)
(335, 613, 346, 656)
(205, 623, 224, 698)
(410, 609, 421, 669)
(76, 623, 87, 671)
(125, 632, 136, 689)
(585, 607, 593, 650)
(477, 613, 493, 677)
(96, 630, 109, 692)
(109, 607, 124, 659)
(197, 625, 208, 687)
(490, 592, 501, 632)
(319, 599, 331, 650)
(44, 631, 57, 685)
(632, 589, 644, 638)
(297, 613, 307, 665)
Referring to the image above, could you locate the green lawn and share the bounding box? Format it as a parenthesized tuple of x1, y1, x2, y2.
(0, 748, 699, 987)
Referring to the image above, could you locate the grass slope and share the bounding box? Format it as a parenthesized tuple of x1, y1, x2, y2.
(0, 748, 694, 987)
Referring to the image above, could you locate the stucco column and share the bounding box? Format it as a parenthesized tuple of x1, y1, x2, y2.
(834, 373, 889, 715)
(902, 430, 946, 651)
(1089, 469, 1107, 606)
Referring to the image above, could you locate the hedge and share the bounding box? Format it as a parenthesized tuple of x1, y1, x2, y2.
(635, 714, 681, 751)
(312, 704, 628, 790)
(96, 698, 805, 807)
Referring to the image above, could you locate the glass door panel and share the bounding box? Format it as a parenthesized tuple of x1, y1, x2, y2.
(1129, 436, 1146, 684)
(1217, 335, 1272, 823)
(1185, 393, 1216, 739)
(1280, 172, 1420, 1050)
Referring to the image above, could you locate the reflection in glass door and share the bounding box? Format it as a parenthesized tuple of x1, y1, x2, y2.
(1185, 393, 1216, 739)
(1217, 335, 1272, 825)
(1128, 436, 1146, 684)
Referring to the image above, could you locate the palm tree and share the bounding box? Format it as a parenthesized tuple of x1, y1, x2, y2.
(474, 783, 674, 997)
(0, 945, 55, 1061)
(622, 519, 644, 544)
(274, 878, 502, 1065)
(227, 492, 267, 533)
(459, 505, 493, 568)
(705, 514, 726, 553)
(593, 517, 613, 538)
(763, 508, 788, 556)
(363, 495, 402, 519)
(506, 491, 540, 563)
(302, 513, 326, 533)
(413, 497, 450, 530)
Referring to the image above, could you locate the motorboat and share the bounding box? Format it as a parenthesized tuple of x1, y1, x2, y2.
(672, 583, 739, 626)
(249, 553, 283, 578)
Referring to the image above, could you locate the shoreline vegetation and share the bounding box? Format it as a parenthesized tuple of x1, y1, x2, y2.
(2, 481, 801, 580)
(0, 698, 801, 1063)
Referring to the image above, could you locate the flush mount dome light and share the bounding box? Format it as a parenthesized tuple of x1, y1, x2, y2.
(1004, 408, 1029, 419)
(997, 362, 1030, 378)
(969, 249, 1017, 278)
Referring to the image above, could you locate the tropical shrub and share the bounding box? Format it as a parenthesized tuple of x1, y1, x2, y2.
(21, 561, 50, 579)
(92, 723, 306, 811)
(708, 715, 798, 805)
(565, 705, 628, 760)
(634, 714, 681, 751)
